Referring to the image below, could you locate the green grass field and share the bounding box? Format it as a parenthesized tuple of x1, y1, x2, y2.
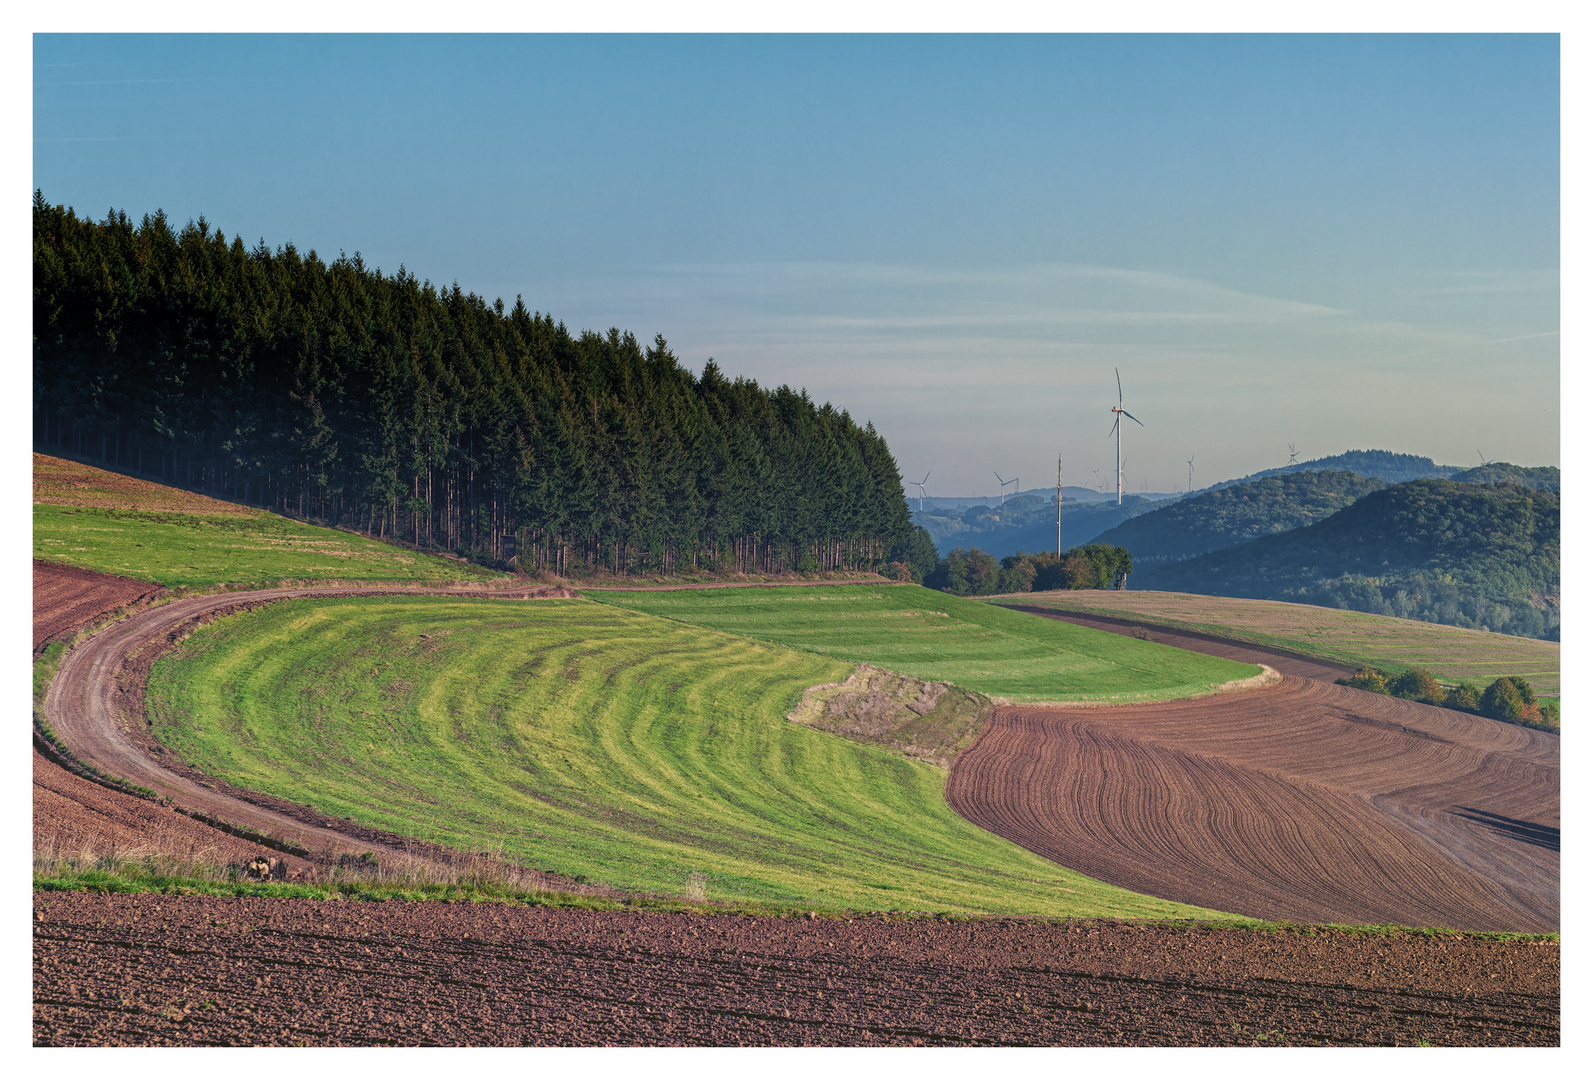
(590, 585, 1259, 703)
(145, 595, 1232, 918)
(986, 590, 1561, 699)
(33, 505, 495, 589)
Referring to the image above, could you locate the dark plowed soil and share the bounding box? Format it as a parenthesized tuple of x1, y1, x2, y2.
(948, 677, 1558, 932)
(33, 895, 1557, 1046)
(32, 560, 159, 653)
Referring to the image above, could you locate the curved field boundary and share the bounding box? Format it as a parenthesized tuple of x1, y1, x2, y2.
(1000, 604, 1357, 682)
(946, 668, 1558, 932)
(41, 582, 576, 863)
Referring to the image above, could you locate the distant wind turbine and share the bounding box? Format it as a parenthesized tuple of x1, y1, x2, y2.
(1287, 443, 1300, 466)
(1108, 368, 1143, 506)
(1091, 468, 1102, 493)
(993, 471, 1019, 506)
(1477, 449, 1493, 466)
(911, 472, 930, 512)
(1186, 455, 1195, 495)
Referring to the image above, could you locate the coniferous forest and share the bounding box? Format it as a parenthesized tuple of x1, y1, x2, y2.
(33, 195, 919, 577)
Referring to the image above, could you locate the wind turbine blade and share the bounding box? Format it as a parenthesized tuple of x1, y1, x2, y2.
(1116, 367, 1122, 403)
(1108, 416, 1119, 437)
(1120, 409, 1144, 426)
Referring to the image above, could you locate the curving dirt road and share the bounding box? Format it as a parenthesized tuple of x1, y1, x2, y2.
(947, 616, 1559, 932)
(41, 581, 575, 862)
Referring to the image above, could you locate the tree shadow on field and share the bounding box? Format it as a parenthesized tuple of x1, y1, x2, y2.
(1452, 807, 1560, 852)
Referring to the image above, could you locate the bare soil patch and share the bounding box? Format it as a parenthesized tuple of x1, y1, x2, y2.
(32, 895, 1556, 1046)
(787, 663, 995, 767)
(947, 676, 1558, 933)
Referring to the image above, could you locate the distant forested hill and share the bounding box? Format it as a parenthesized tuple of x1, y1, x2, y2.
(913, 495, 1168, 559)
(1448, 463, 1560, 491)
(1091, 471, 1387, 564)
(1134, 480, 1560, 640)
(1208, 449, 1462, 490)
(33, 195, 912, 577)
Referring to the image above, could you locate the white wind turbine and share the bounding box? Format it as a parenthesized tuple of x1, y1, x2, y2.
(1186, 455, 1195, 495)
(1108, 368, 1143, 506)
(993, 471, 1018, 505)
(1287, 443, 1300, 466)
(911, 472, 930, 512)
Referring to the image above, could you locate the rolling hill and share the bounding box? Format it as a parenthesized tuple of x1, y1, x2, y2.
(1090, 471, 1387, 565)
(912, 494, 1171, 559)
(1205, 449, 1464, 490)
(1132, 480, 1560, 640)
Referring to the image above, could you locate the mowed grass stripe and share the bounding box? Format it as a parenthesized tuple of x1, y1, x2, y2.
(592, 585, 1258, 703)
(146, 596, 1227, 918)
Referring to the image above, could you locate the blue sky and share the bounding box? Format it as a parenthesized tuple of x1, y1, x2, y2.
(33, 33, 1559, 495)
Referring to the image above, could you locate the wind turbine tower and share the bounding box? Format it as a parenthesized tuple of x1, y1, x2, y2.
(1056, 454, 1063, 556)
(911, 472, 930, 512)
(1186, 455, 1195, 495)
(1108, 368, 1144, 506)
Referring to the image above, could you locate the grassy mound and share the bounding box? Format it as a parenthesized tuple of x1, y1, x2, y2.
(146, 595, 1228, 918)
(591, 584, 1258, 703)
(33, 454, 494, 588)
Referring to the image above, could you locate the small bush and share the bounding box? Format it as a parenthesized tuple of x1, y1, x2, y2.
(1481, 677, 1527, 723)
(1342, 667, 1389, 694)
(1388, 668, 1444, 705)
(1445, 683, 1482, 712)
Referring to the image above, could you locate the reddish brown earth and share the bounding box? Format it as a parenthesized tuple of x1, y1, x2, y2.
(33, 895, 1557, 1046)
(32, 560, 159, 653)
(948, 675, 1559, 933)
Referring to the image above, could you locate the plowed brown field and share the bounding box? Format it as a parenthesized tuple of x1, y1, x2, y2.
(33, 895, 1558, 1046)
(32, 560, 158, 653)
(947, 676, 1558, 932)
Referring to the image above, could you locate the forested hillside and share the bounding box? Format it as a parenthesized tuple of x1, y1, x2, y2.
(1208, 449, 1462, 490)
(1448, 463, 1560, 491)
(1134, 481, 1560, 640)
(1091, 471, 1387, 564)
(33, 195, 913, 577)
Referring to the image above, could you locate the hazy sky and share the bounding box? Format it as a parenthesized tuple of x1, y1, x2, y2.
(33, 34, 1559, 496)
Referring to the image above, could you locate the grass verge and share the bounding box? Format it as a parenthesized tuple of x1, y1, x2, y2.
(145, 595, 1232, 919)
(591, 584, 1259, 703)
(32, 864, 1553, 941)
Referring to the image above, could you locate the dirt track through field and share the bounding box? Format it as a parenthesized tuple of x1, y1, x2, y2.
(33, 894, 1558, 1046)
